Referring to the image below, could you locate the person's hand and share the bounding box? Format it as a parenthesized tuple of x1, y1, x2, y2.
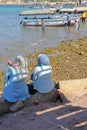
(58, 89, 61, 94)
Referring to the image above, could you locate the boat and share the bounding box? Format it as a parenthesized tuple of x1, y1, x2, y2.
(28, 4, 49, 10)
(19, 9, 57, 19)
(19, 9, 81, 27)
(20, 16, 80, 27)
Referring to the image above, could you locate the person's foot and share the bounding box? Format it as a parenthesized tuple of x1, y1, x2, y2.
(9, 100, 24, 112)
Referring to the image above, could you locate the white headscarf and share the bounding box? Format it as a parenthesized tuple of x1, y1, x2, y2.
(14, 55, 28, 68)
(8, 55, 29, 82)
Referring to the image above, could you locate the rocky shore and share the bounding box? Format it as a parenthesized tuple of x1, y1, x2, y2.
(27, 37, 87, 81)
(0, 37, 87, 92)
(0, 37, 87, 130)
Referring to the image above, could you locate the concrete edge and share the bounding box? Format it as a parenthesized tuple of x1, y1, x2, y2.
(59, 78, 87, 91)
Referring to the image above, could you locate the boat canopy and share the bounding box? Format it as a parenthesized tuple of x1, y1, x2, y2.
(60, 8, 75, 12)
(60, 6, 87, 13)
(19, 9, 56, 16)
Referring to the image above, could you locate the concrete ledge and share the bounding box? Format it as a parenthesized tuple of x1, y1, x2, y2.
(59, 78, 87, 100)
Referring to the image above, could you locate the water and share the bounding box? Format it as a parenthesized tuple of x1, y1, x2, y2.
(0, 4, 87, 71)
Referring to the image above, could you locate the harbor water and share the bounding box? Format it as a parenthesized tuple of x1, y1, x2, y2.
(0, 4, 87, 71)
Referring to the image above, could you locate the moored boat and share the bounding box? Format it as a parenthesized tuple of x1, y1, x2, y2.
(19, 9, 57, 19)
(19, 9, 81, 27)
(20, 16, 80, 27)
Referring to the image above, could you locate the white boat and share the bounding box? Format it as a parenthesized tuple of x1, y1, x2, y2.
(20, 17, 80, 27)
(19, 9, 57, 19)
(20, 9, 81, 27)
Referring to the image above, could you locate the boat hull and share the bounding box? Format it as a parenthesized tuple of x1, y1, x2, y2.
(21, 19, 78, 27)
(20, 13, 81, 27)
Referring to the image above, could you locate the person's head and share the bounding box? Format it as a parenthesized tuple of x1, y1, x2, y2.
(14, 55, 28, 68)
(75, 19, 79, 23)
(77, 19, 79, 22)
(38, 54, 50, 65)
(75, 20, 77, 22)
(8, 60, 13, 66)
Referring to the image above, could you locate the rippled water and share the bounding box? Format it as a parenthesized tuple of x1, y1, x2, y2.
(0, 4, 87, 71)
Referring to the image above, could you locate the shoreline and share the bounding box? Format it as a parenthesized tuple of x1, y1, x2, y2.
(0, 2, 51, 6)
(27, 36, 87, 81)
(0, 34, 87, 130)
(0, 36, 87, 92)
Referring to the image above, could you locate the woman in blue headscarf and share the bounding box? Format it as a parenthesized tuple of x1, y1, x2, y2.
(0, 55, 31, 116)
(28, 54, 62, 103)
(29, 54, 54, 93)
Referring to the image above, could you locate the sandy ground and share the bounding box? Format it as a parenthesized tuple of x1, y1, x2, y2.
(0, 37, 87, 130)
(0, 90, 87, 130)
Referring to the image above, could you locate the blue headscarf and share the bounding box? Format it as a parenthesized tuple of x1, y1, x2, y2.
(38, 54, 50, 65)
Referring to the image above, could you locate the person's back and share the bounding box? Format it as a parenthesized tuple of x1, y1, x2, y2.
(0, 55, 31, 115)
(29, 54, 62, 103)
(30, 54, 54, 93)
(82, 12, 86, 18)
(82, 12, 86, 22)
(67, 14, 71, 29)
(3, 66, 30, 102)
(67, 14, 71, 22)
(75, 20, 80, 31)
(3, 55, 30, 102)
(32, 64, 54, 93)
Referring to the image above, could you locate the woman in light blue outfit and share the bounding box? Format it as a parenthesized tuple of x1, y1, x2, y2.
(0, 55, 31, 115)
(28, 54, 61, 103)
(30, 54, 54, 94)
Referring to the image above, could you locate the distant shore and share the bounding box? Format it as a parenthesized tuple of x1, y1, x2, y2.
(0, 1, 76, 6)
(0, 2, 34, 5)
